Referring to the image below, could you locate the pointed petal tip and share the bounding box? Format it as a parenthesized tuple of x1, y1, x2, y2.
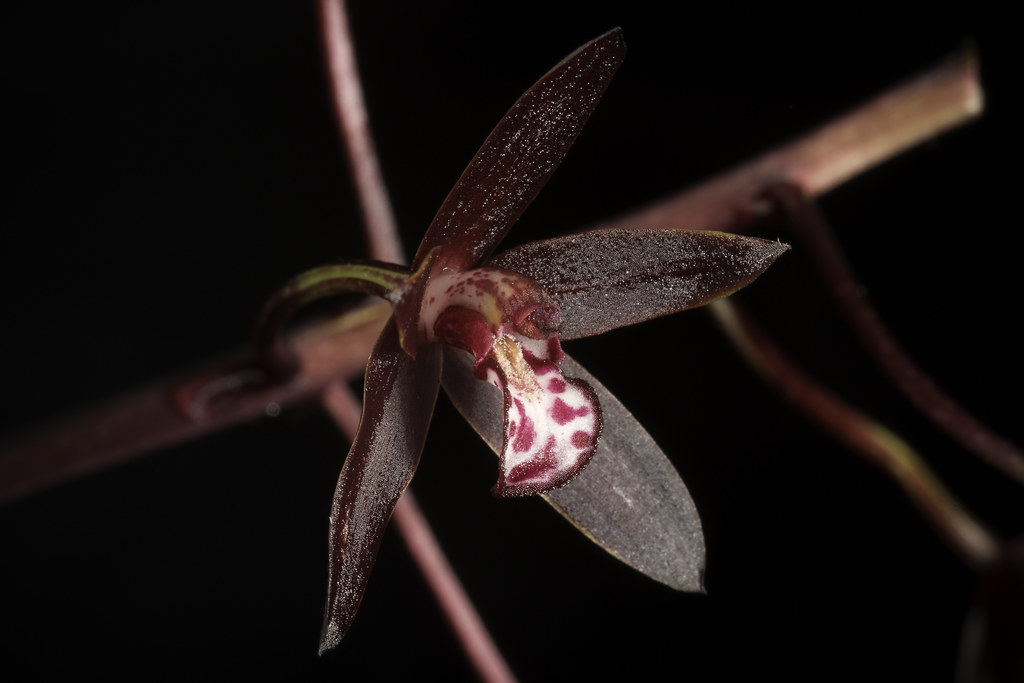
(694, 569, 708, 596)
(758, 237, 792, 272)
(318, 615, 344, 656)
(769, 238, 792, 258)
(662, 563, 707, 594)
(727, 233, 791, 287)
(746, 234, 791, 266)
(603, 26, 624, 44)
(317, 630, 337, 657)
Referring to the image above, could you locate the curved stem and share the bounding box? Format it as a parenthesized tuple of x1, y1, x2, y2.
(253, 261, 407, 378)
(711, 298, 1000, 573)
(765, 182, 1024, 486)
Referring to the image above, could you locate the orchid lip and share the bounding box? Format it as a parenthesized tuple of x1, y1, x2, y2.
(484, 334, 602, 497)
(419, 267, 602, 497)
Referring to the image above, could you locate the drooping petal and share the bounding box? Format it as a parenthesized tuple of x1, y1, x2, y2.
(489, 229, 790, 340)
(478, 335, 601, 497)
(319, 320, 442, 654)
(442, 347, 705, 592)
(411, 28, 627, 272)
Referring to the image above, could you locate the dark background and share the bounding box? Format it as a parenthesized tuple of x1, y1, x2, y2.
(2, 2, 1018, 681)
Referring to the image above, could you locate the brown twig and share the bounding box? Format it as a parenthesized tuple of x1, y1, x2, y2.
(765, 182, 1024, 486)
(595, 46, 981, 233)
(710, 298, 1000, 572)
(0, 302, 390, 504)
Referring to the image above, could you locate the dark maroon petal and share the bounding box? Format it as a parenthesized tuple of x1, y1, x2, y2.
(441, 347, 705, 592)
(489, 228, 789, 340)
(319, 320, 442, 653)
(390, 248, 441, 358)
(412, 29, 626, 272)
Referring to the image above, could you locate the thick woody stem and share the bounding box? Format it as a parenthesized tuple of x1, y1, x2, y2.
(321, 381, 519, 683)
(710, 298, 1001, 572)
(765, 183, 1024, 486)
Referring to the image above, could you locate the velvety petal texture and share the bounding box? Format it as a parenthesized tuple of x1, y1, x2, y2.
(442, 348, 705, 591)
(319, 321, 442, 654)
(490, 228, 790, 340)
(412, 28, 626, 272)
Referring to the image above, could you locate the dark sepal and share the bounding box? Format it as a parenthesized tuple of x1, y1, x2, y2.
(319, 320, 442, 653)
(442, 347, 705, 592)
(412, 28, 626, 272)
(490, 228, 790, 340)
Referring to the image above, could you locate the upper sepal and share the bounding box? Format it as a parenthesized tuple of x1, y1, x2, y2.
(489, 228, 790, 340)
(412, 28, 627, 272)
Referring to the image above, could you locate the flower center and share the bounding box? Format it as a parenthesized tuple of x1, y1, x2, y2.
(415, 266, 600, 497)
(421, 267, 562, 351)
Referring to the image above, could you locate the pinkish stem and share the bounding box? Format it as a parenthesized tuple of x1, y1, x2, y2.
(321, 381, 519, 683)
(0, 302, 390, 504)
(710, 298, 1001, 572)
(318, 0, 405, 264)
(596, 47, 981, 233)
(766, 182, 1024, 486)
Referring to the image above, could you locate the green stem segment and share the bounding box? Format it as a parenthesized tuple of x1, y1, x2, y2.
(254, 260, 409, 379)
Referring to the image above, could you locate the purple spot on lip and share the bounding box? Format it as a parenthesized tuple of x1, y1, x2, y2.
(512, 412, 536, 453)
(507, 436, 558, 484)
(552, 398, 589, 425)
(571, 430, 593, 449)
(548, 378, 566, 393)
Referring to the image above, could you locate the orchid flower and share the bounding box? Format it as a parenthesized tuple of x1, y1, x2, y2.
(253, 28, 787, 653)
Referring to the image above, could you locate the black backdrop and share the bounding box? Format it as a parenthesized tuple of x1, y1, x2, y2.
(3, 2, 1019, 681)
